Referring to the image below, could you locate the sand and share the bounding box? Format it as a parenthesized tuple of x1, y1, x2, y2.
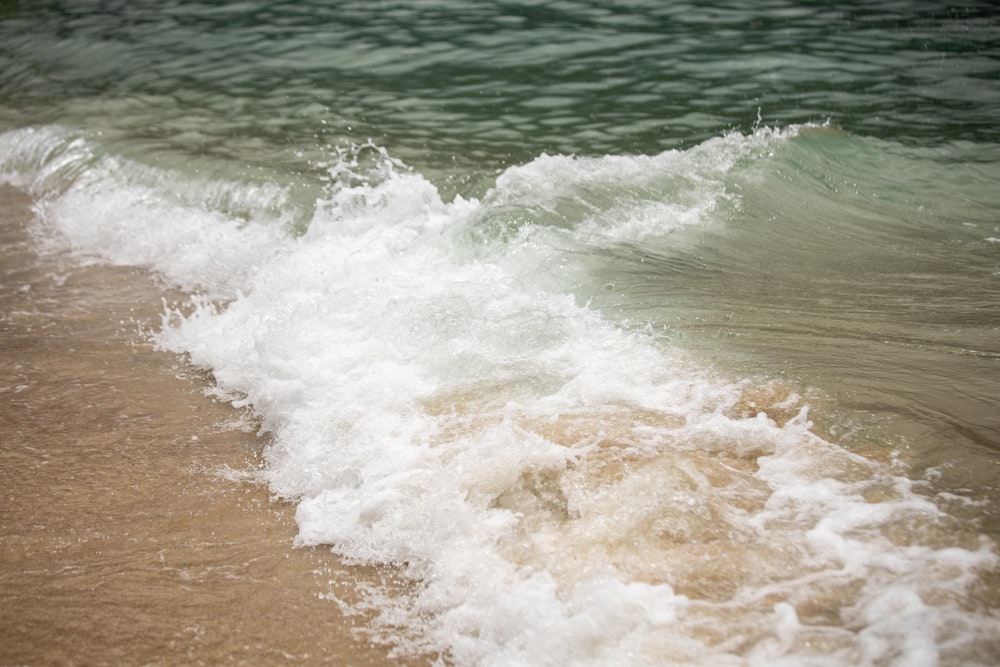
(0, 185, 423, 666)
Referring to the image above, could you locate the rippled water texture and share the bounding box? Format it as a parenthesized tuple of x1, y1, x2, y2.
(2, 0, 999, 170)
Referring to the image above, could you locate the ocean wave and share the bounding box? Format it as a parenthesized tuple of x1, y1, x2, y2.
(4, 122, 998, 665)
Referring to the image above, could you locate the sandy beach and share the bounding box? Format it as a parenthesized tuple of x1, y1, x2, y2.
(0, 184, 421, 665)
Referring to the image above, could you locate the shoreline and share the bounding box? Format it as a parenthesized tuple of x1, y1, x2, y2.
(0, 185, 422, 665)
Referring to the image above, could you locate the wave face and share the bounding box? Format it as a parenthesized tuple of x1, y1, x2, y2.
(5, 122, 999, 665)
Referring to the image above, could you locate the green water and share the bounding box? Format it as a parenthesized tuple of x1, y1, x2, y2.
(3, 1, 999, 171)
(588, 128, 1000, 469)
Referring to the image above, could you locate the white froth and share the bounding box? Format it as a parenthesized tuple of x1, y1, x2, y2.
(5, 124, 997, 665)
(1, 126, 290, 299)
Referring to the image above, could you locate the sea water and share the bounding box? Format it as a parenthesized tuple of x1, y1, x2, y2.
(2, 1, 999, 665)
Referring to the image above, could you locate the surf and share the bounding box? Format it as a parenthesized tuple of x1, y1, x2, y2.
(4, 122, 999, 665)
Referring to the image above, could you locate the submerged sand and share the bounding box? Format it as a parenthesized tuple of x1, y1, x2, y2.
(0, 185, 421, 665)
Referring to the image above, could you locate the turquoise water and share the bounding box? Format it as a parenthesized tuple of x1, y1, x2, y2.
(2, 2, 1000, 665)
(3, 2, 999, 167)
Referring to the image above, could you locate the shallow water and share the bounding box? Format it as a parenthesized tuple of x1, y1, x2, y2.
(2, 1, 1000, 665)
(0, 186, 423, 665)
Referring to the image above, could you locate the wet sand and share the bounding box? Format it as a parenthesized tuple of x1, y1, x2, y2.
(0, 185, 422, 665)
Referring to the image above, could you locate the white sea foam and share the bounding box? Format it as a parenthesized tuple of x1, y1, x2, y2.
(4, 125, 997, 665)
(0, 126, 290, 299)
